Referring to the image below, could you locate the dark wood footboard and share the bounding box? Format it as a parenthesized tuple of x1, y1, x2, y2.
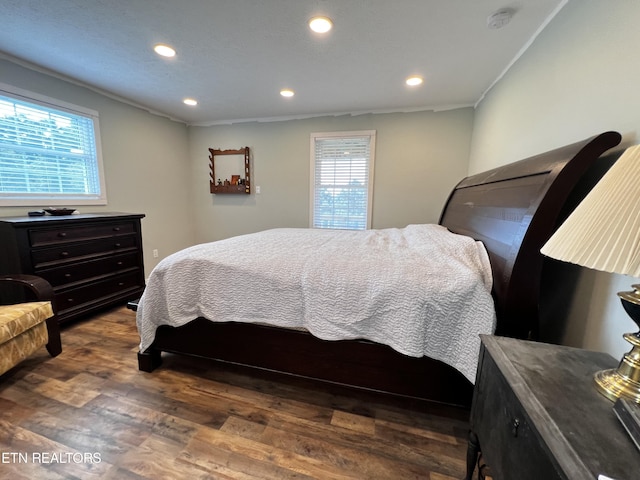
(141, 318, 474, 406)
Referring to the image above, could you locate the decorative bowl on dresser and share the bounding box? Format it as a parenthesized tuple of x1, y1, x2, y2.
(0, 213, 145, 325)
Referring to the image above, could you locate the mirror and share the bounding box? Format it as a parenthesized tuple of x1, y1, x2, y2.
(209, 147, 251, 194)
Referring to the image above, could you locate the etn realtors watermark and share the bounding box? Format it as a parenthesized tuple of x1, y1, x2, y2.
(1, 451, 101, 464)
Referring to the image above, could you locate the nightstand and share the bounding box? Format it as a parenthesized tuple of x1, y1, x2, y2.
(465, 335, 640, 480)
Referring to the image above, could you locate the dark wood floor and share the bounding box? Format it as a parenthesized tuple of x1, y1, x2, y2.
(0, 306, 472, 479)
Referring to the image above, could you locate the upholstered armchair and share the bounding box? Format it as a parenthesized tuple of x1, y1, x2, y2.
(0, 274, 62, 376)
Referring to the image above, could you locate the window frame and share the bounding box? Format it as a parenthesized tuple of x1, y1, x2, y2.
(309, 130, 376, 230)
(0, 82, 107, 207)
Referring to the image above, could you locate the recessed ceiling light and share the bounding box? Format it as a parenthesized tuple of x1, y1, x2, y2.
(154, 44, 176, 57)
(280, 89, 295, 97)
(309, 16, 333, 33)
(183, 98, 198, 106)
(406, 76, 424, 86)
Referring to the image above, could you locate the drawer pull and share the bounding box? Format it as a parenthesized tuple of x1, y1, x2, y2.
(113, 227, 121, 232)
(64, 273, 72, 278)
(116, 261, 123, 266)
(512, 418, 520, 437)
(118, 282, 125, 287)
(60, 251, 69, 257)
(66, 298, 74, 303)
(58, 232, 67, 238)
(114, 243, 121, 248)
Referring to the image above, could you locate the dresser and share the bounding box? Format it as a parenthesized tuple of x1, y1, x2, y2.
(466, 335, 640, 480)
(0, 213, 145, 324)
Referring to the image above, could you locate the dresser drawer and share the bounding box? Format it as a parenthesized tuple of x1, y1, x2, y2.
(29, 221, 137, 247)
(55, 271, 143, 313)
(474, 352, 561, 480)
(36, 252, 141, 288)
(31, 235, 138, 268)
(0, 212, 145, 324)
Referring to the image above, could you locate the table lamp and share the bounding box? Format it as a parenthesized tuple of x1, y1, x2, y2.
(541, 144, 640, 403)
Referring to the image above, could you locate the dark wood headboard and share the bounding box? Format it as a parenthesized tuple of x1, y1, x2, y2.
(439, 131, 622, 340)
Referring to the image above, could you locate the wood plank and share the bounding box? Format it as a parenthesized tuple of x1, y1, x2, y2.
(0, 306, 470, 478)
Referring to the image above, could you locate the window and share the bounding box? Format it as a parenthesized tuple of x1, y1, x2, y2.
(0, 83, 106, 206)
(310, 130, 376, 230)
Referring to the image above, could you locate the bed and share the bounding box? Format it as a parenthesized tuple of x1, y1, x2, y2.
(136, 131, 621, 407)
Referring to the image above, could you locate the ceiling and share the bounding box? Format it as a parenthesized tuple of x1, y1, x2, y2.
(0, 0, 566, 125)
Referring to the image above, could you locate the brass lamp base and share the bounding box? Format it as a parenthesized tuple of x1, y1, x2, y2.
(594, 332, 640, 403)
(594, 285, 640, 404)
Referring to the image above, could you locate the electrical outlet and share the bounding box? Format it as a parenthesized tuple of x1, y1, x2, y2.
(153, 249, 158, 258)
(256, 186, 261, 194)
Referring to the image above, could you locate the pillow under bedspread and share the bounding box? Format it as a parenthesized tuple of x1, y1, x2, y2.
(136, 224, 496, 382)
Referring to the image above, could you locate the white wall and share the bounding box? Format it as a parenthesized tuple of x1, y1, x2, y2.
(6, 0, 631, 361)
(189, 109, 473, 243)
(0, 56, 474, 274)
(0, 59, 195, 276)
(469, 0, 640, 358)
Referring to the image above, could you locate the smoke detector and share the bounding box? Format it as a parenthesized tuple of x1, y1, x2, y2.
(487, 9, 514, 29)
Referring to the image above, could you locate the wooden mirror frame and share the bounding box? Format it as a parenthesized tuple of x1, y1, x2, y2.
(209, 147, 251, 194)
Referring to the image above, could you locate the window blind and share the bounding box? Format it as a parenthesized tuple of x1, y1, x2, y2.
(311, 131, 375, 230)
(0, 86, 105, 205)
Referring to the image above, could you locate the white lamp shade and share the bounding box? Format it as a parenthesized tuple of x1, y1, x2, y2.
(541, 144, 640, 277)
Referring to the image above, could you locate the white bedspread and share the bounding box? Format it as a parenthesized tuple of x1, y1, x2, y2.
(136, 224, 496, 382)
